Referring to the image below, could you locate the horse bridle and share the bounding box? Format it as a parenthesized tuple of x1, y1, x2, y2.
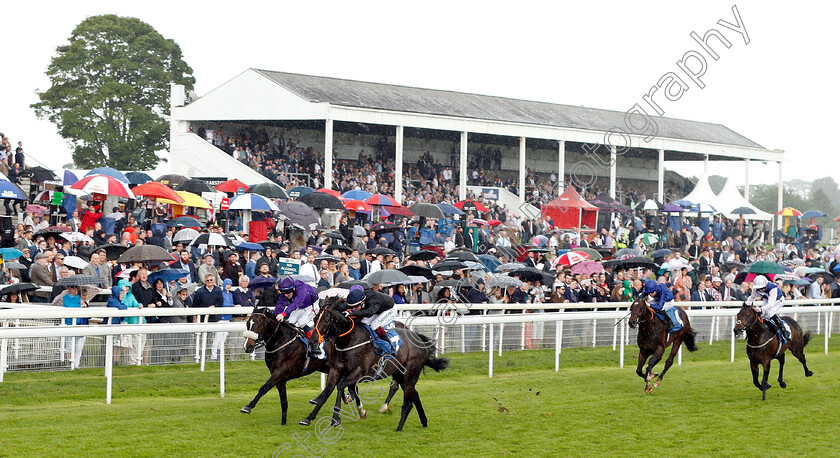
(245, 311, 283, 351)
(630, 299, 654, 323)
(314, 304, 356, 345)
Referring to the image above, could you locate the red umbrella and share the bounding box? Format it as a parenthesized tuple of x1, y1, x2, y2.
(383, 205, 414, 217)
(367, 194, 400, 206)
(471, 218, 489, 225)
(343, 199, 372, 212)
(558, 251, 590, 267)
(454, 200, 488, 212)
(70, 174, 135, 199)
(215, 179, 249, 194)
(132, 181, 185, 203)
(316, 188, 345, 200)
(487, 219, 502, 226)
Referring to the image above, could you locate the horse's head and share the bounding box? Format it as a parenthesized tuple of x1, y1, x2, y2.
(628, 297, 649, 329)
(733, 303, 759, 337)
(310, 296, 352, 347)
(243, 307, 277, 353)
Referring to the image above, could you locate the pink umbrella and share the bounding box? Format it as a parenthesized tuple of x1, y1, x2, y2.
(25, 204, 49, 214)
(70, 174, 135, 199)
(558, 251, 590, 267)
(571, 260, 604, 276)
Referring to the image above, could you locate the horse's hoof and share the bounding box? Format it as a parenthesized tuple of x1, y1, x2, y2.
(644, 386, 653, 394)
(309, 398, 318, 405)
(378, 404, 389, 414)
(240, 406, 252, 414)
(299, 418, 311, 426)
(653, 380, 661, 388)
(806, 371, 814, 377)
(779, 381, 787, 389)
(762, 383, 772, 391)
(360, 409, 367, 419)
(331, 418, 341, 427)
(344, 393, 353, 404)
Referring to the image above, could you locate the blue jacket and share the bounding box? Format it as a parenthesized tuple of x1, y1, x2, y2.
(221, 279, 234, 321)
(643, 283, 674, 311)
(106, 285, 127, 324)
(62, 292, 87, 326)
(274, 280, 319, 317)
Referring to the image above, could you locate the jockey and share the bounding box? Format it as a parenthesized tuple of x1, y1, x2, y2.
(274, 278, 320, 355)
(344, 285, 396, 353)
(745, 275, 790, 341)
(640, 280, 683, 332)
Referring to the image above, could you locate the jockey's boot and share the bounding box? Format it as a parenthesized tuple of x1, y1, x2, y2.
(304, 327, 323, 358)
(375, 327, 394, 354)
(662, 314, 674, 332)
(771, 315, 790, 341)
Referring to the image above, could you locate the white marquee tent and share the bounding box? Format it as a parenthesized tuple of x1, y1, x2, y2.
(715, 179, 773, 220)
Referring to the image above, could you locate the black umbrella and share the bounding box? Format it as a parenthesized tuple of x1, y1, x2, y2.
(26, 166, 59, 182)
(156, 173, 189, 188)
(408, 250, 438, 261)
(723, 261, 746, 271)
(166, 216, 206, 228)
(367, 247, 397, 256)
(731, 207, 757, 215)
(445, 251, 480, 263)
(177, 178, 214, 194)
(98, 243, 129, 262)
(126, 171, 153, 185)
(277, 201, 321, 231)
(649, 249, 671, 259)
(526, 247, 550, 254)
(298, 191, 344, 210)
(733, 271, 749, 285)
(315, 254, 341, 263)
(250, 276, 278, 289)
(0, 282, 38, 296)
(616, 256, 657, 269)
(808, 271, 837, 284)
(328, 245, 353, 255)
(337, 280, 373, 290)
(615, 248, 642, 257)
(56, 275, 105, 287)
(433, 260, 468, 271)
(372, 223, 400, 233)
(257, 241, 281, 252)
(398, 265, 435, 280)
(409, 203, 444, 219)
(322, 232, 346, 242)
(246, 182, 290, 200)
(365, 269, 411, 285)
(34, 226, 71, 238)
(118, 244, 174, 263)
(508, 267, 553, 285)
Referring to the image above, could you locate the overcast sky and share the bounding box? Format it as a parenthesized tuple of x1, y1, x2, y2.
(2, 1, 836, 187)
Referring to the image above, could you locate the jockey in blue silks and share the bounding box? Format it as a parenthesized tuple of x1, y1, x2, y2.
(745, 275, 790, 341)
(640, 280, 684, 332)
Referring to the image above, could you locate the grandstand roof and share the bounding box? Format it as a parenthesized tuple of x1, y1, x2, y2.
(254, 69, 763, 149)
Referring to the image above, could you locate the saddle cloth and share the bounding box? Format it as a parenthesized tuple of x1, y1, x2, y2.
(364, 322, 401, 356)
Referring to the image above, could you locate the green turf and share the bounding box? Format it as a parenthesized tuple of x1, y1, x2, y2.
(1, 337, 838, 457)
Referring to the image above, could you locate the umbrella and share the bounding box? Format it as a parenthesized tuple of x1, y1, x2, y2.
(432, 260, 468, 271)
(98, 243, 129, 261)
(70, 175, 135, 199)
(118, 245, 175, 264)
(570, 260, 604, 276)
(27, 166, 59, 182)
(0, 282, 39, 296)
(55, 275, 105, 287)
(747, 261, 785, 275)
(2, 261, 26, 270)
(0, 247, 25, 260)
(408, 250, 438, 262)
(691, 227, 705, 238)
(215, 179, 249, 194)
(557, 251, 589, 267)
(371, 223, 400, 233)
(315, 254, 341, 263)
(236, 242, 264, 252)
(491, 246, 519, 262)
(531, 235, 549, 247)
(125, 171, 153, 185)
(337, 280, 373, 290)
(258, 241, 282, 251)
(382, 205, 413, 217)
(159, 191, 212, 209)
(649, 249, 671, 259)
(246, 182, 289, 200)
(250, 276, 278, 290)
(328, 245, 353, 255)
(167, 216, 205, 229)
(190, 233, 234, 248)
(667, 262, 694, 272)
(723, 261, 746, 271)
(344, 199, 372, 212)
(808, 271, 836, 284)
(85, 167, 129, 183)
(298, 191, 344, 210)
(288, 186, 315, 199)
(105, 212, 124, 221)
(315, 188, 345, 200)
(731, 206, 757, 215)
(471, 219, 489, 226)
(172, 282, 199, 295)
(639, 233, 660, 245)
(61, 232, 94, 243)
(156, 174, 189, 188)
(132, 181, 185, 203)
(148, 268, 189, 284)
(659, 204, 685, 213)
(0, 181, 27, 200)
(614, 248, 641, 257)
(778, 259, 805, 267)
(672, 199, 694, 207)
(177, 178, 214, 194)
(229, 194, 280, 212)
(445, 251, 480, 263)
(25, 204, 49, 214)
(407, 275, 430, 284)
(617, 256, 657, 269)
(410, 203, 445, 219)
(366, 194, 400, 206)
(573, 247, 602, 260)
(399, 265, 435, 280)
(497, 262, 526, 272)
(776, 207, 802, 217)
(454, 200, 488, 212)
(367, 247, 397, 256)
(342, 190, 373, 201)
(436, 203, 464, 216)
(62, 256, 88, 270)
(364, 269, 411, 285)
(35, 226, 71, 237)
(526, 247, 550, 254)
(642, 199, 664, 211)
(691, 203, 717, 213)
(322, 232, 346, 242)
(487, 219, 503, 226)
(477, 254, 501, 273)
(508, 268, 553, 285)
(487, 275, 524, 289)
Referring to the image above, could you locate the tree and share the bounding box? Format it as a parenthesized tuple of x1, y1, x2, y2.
(32, 15, 195, 170)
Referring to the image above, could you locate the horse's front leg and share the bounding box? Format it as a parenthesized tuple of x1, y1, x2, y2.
(653, 340, 682, 388)
(300, 368, 340, 426)
(241, 371, 284, 414)
(278, 382, 288, 425)
(776, 353, 786, 389)
(760, 360, 772, 401)
(330, 367, 365, 427)
(636, 349, 650, 380)
(750, 360, 761, 389)
(644, 347, 665, 393)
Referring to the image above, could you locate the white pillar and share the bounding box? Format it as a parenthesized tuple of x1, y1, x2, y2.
(777, 160, 784, 229)
(609, 145, 617, 199)
(324, 119, 333, 189)
(459, 132, 468, 201)
(395, 126, 404, 203)
(743, 158, 750, 200)
(703, 154, 709, 176)
(558, 141, 566, 193)
(519, 137, 526, 203)
(657, 149, 665, 201)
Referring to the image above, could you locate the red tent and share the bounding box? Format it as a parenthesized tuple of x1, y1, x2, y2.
(541, 187, 598, 231)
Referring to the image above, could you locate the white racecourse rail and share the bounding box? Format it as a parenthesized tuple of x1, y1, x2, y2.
(0, 300, 838, 404)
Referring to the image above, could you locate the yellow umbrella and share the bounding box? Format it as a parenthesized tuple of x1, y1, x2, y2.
(159, 191, 212, 209)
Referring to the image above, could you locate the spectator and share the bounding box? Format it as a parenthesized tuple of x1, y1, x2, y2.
(62, 285, 88, 369)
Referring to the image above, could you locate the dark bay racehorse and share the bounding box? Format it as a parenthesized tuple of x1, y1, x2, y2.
(733, 304, 813, 400)
(303, 296, 449, 431)
(628, 297, 698, 393)
(242, 307, 398, 424)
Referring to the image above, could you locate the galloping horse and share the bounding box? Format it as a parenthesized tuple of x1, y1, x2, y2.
(241, 307, 398, 424)
(628, 297, 698, 393)
(733, 304, 813, 400)
(303, 296, 449, 431)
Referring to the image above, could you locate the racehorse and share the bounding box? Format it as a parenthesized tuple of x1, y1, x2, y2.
(733, 304, 813, 400)
(302, 296, 449, 431)
(241, 307, 398, 424)
(628, 297, 698, 393)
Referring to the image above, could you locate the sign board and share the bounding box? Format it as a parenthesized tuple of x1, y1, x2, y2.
(195, 177, 227, 187)
(220, 197, 230, 211)
(481, 188, 499, 201)
(237, 187, 245, 196)
(276, 258, 301, 276)
(51, 191, 64, 206)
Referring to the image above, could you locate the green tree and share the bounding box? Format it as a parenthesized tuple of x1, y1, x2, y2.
(32, 15, 195, 170)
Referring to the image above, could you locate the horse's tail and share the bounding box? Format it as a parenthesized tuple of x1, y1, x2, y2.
(683, 327, 699, 352)
(417, 333, 449, 372)
(803, 331, 811, 348)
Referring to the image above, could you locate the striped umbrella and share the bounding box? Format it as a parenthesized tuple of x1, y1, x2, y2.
(776, 207, 803, 217)
(316, 188, 346, 200)
(228, 194, 280, 212)
(70, 174, 135, 199)
(344, 199, 372, 212)
(639, 233, 659, 245)
(557, 251, 590, 267)
(366, 194, 400, 206)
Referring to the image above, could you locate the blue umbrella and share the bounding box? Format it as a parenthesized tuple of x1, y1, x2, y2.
(85, 167, 129, 183)
(236, 242, 264, 251)
(166, 216, 205, 228)
(478, 254, 501, 273)
(437, 203, 464, 215)
(250, 276, 277, 289)
(0, 181, 26, 200)
(342, 190, 373, 201)
(672, 199, 694, 207)
(0, 248, 24, 260)
(63, 170, 79, 186)
(288, 186, 315, 199)
(148, 268, 189, 284)
(126, 171, 153, 185)
(802, 210, 826, 218)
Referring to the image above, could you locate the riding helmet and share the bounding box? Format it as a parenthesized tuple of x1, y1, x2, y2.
(278, 277, 296, 292)
(753, 275, 768, 290)
(347, 285, 366, 307)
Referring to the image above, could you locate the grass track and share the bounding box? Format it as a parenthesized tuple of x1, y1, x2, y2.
(1, 337, 838, 457)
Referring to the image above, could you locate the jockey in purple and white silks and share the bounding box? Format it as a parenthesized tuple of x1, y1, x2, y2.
(745, 275, 789, 341)
(640, 280, 683, 332)
(274, 278, 319, 337)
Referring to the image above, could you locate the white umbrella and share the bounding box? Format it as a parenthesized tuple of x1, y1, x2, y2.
(63, 256, 89, 270)
(60, 232, 94, 243)
(173, 228, 200, 243)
